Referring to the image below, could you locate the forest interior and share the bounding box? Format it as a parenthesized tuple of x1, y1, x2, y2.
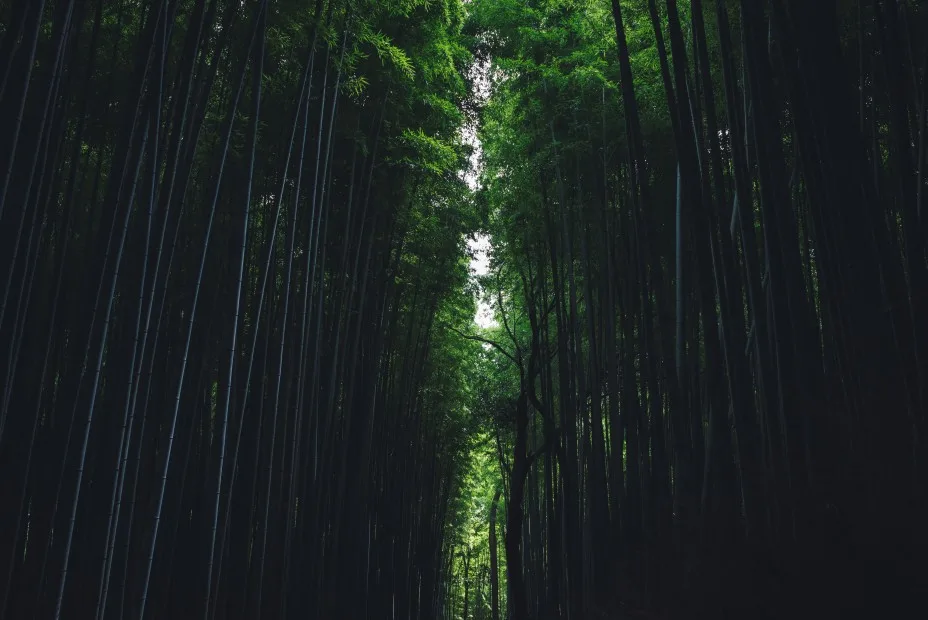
(1, 0, 927, 618)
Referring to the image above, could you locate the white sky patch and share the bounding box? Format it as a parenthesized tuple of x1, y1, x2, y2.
(461, 55, 491, 191)
(462, 124, 483, 191)
(461, 125, 494, 328)
(468, 234, 496, 328)
(462, 53, 497, 330)
(469, 234, 491, 276)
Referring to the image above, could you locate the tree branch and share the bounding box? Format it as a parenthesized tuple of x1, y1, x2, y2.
(527, 426, 562, 469)
(495, 268, 523, 361)
(446, 324, 520, 367)
(495, 428, 512, 492)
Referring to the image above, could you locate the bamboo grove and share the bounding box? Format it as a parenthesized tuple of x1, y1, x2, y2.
(2, 0, 928, 619)
(0, 0, 483, 618)
(454, 0, 928, 618)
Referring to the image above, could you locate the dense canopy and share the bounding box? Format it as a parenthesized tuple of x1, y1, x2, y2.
(0, 0, 926, 618)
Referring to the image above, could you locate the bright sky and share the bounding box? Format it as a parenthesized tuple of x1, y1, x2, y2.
(468, 234, 496, 328)
(463, 53, 497, 330)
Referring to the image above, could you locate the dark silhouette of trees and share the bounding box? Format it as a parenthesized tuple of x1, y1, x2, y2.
(0, 1, 480, 618)
(2, 1, 927, 619)
(464, 0, 928, 617)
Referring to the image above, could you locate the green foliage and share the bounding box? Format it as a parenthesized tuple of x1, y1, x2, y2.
(398, 127, 461, 173)
(357, 26, 417, 81)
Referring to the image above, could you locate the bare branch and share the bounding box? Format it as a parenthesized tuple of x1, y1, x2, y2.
(495, 268, 523, 360)
(445, 324, 520, 367)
